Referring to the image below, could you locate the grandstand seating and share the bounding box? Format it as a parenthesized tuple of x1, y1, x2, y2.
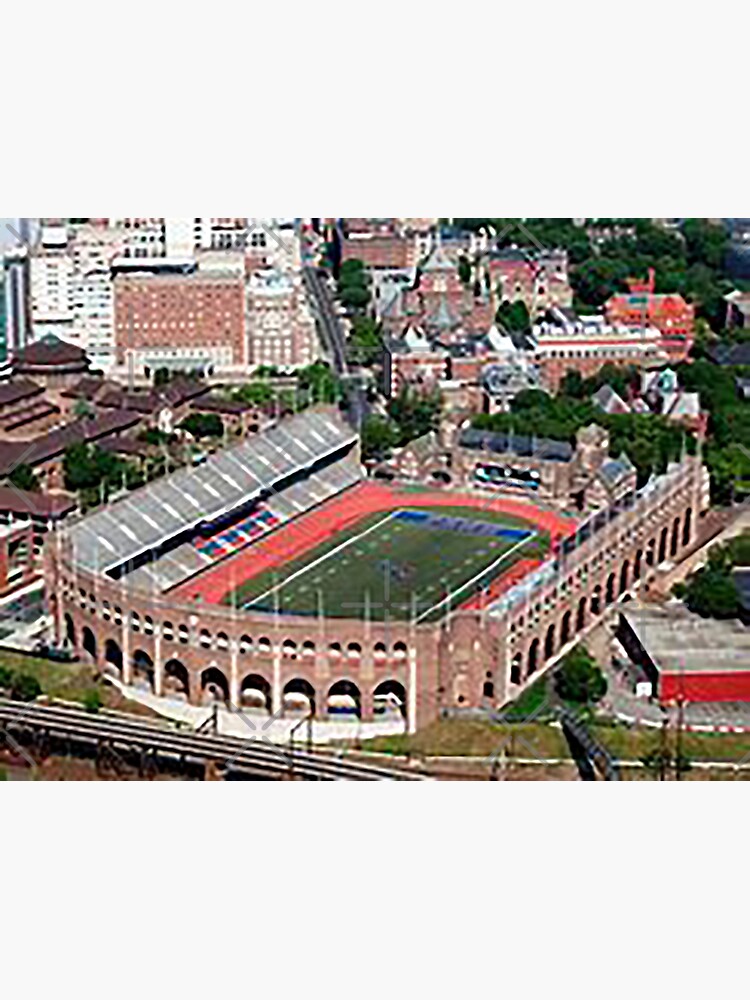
(119, 450, 364, 593)
(67, 407, 357, 577)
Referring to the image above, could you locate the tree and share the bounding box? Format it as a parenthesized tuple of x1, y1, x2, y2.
(495, 299, 530, 335)
(297, 361, 342, 404)
(560, 370, 587, 399)
(179, 413, 224, 439)
(11, 673, 42, 702)
(7, 463, 40, 493)
(339, 283, 370, 310)
(554, 646, 607, 705)
(233, 381, 276, 407)
(347, 316, 383, 367)
(360, 415, 399, 463)
(387, 387, 442, 447)
(73, 399, 94, 419)
(63, 443, 133, 498)
(680, 563, 740, 619)
(457, 255, 472, 285)
(0, 665, 13, 689)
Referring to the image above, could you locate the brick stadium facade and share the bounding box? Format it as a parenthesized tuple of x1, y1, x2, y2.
(47, 457, 708, 733)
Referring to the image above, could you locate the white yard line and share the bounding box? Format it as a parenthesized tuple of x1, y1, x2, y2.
(243, 510, 399, 608)
(415, 531, 536, 624)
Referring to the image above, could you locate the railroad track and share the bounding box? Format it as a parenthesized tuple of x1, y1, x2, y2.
(0, 699, 424, 781)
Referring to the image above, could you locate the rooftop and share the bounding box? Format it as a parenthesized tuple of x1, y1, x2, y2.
(622, 603, 750, 675)
(459, 426, 574, 462)
(0, 409, 142, 475)
(13, 335, 88, 370)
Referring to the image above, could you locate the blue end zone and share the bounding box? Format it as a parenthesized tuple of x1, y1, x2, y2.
(393, 509, 530, 541)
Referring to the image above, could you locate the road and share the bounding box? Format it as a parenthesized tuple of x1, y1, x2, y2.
(302, 265, 370, 429)
(0, 699, 424, 781)
(302, 265, 349, 375)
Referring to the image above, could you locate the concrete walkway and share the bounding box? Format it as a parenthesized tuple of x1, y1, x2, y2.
(107, 677, 406, 745)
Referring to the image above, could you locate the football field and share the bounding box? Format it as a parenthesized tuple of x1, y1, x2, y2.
(224, 505, 547, 623)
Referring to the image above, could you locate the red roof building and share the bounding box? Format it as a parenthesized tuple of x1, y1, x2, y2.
(605, 269, 695, 363)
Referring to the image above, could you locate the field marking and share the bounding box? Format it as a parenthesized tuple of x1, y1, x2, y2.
(241, 510, 398, 609)
(414, 530, 536, 624)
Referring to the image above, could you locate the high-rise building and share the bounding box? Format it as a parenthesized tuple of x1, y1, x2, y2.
(2, 244, 31, 360)
(246, 268, 318, 369)
(113, 267, 247, 376)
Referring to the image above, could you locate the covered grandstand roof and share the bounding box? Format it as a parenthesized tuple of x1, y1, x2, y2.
(66, 407, 358, 576)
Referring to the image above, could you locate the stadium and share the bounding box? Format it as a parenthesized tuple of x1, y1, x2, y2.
(48, 405, 708, 734)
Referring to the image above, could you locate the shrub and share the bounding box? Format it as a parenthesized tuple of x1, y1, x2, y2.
(11, 673, 42, 703)
(83, 689, 102, 714)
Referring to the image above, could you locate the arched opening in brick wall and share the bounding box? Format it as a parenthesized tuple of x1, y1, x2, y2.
(64, 613, 76, 649)
(283, 678, 316, 716)
(591, 586, 602, 615)
(104, 638, 123, 678)
(510, 653, 522, 685)
(658, 527, 668, 565)
(560, 610, 572, 647)
(576, 596, 587, 632)
(132, 650, 154, 692)
(544, 623, 555, 660)
(241, 673, 272, 712)
(201, 667, 229, 705)
(634, 549, 643, 580)
(164, 659, 190, 699)
(374, 679, 407, 719)
(646, 538, 656, 567)
(527, 638, 540, 678)
(605, 573, 616, 605)
(670, 517, 680, 558)
(682, 508, 692, 547)
(81, 626, 97, 662)
(619, 560, 629, 596)
(325, 679, 362, 718)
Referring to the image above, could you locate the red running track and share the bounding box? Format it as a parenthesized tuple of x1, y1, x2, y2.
(170, 481, 577, 606)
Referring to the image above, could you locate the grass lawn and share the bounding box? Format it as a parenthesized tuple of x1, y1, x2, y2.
(362, 717, 569, 759)
(499, 675, 555, 722)
(361, 714, 750, 770)
(0, 649, 101, 703)
(225, 505, 546, 622)
(593, 721, 750, 765)
(0, 648, 156, 716)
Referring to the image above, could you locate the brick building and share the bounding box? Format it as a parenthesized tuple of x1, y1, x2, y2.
(114, 270, 247, 375)
(531, 306, 667, 391)
(341, 230, 419, 270)
(246, 269, 318, 369)
(605, 269, 695, 363)
(487, 248, 573, 316)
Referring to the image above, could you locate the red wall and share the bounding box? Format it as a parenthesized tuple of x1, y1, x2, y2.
(660, 671, 750, 703)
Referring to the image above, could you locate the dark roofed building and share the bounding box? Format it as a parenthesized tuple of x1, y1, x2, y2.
(0, 486, 76, 522)
(97, 377, 208, 417)
(458, 426, 574, 462)
(61, 375, 121, 403)
(0, 409, 142, 480)
(12, 334, 90, 385)
(707, 342, 750, 367)
(0, 379, 44, 411)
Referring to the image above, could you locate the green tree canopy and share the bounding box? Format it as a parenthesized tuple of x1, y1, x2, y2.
(360, 415, 399, 463)
(7, 463, 40, 493)
(179, 413, 224, 439)
(554, 646, 607, 705)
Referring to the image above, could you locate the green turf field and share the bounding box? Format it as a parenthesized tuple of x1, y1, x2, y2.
(224, 505, 547, 622)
